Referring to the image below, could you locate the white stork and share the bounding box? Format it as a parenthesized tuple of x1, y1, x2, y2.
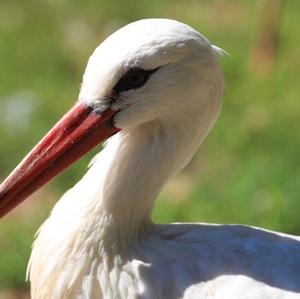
(0, 18, 299, 299)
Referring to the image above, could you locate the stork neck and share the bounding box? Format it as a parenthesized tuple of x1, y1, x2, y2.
(82, 120, 202, 248)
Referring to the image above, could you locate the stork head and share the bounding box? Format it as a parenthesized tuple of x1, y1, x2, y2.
(80, 18, 224, 129)
(0, 18, 224, 217)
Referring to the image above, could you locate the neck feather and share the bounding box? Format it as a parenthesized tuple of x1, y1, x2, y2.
(75, 111, 214, 248)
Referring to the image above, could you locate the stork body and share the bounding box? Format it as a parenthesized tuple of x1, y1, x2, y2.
(29, 131, 300, 298)
(0, 19, 299, 298)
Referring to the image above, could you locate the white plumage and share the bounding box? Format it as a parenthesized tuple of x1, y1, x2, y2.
(13, 19, 300, 298)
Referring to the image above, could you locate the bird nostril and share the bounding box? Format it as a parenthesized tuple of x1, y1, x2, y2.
(93, 102, 112, 115)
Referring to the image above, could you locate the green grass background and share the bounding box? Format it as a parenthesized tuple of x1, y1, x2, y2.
(0, 0, 299, 295)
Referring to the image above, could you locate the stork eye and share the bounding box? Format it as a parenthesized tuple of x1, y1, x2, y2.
(113, 68, 158, 94)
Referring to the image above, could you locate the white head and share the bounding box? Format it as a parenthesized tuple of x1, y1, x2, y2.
(80, 18, 224, 132)
(0, 18, 224, 219)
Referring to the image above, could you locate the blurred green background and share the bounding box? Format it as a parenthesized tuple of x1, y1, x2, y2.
(0, 0, 299, 297)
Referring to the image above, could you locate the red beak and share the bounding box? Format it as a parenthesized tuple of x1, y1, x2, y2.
(0, 100, 120, 218)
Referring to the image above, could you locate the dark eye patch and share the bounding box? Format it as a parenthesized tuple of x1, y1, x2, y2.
(113, 67, 159, 94)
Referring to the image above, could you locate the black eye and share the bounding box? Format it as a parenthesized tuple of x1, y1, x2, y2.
(113, 68, 158, 94)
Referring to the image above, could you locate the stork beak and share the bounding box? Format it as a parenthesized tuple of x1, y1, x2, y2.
(0, 100, 120, 218)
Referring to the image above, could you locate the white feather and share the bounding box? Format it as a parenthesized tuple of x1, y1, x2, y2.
(27, 18, 300, 299)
